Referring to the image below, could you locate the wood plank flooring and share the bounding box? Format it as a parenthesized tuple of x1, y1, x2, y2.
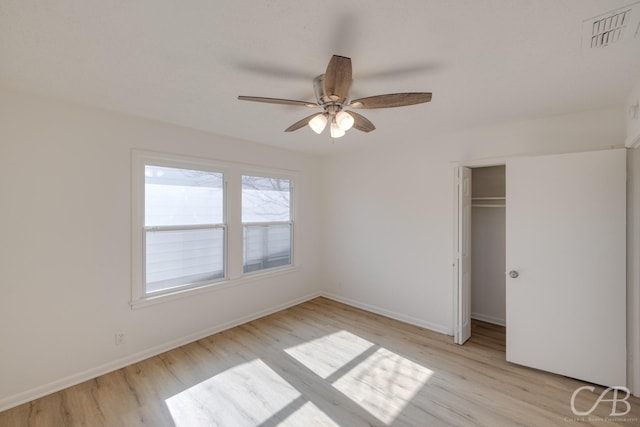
(1, 297, 638, 426)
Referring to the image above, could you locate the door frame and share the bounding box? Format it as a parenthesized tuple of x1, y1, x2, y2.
(629, 147, 640, 396)
(452, 158, 506, 344)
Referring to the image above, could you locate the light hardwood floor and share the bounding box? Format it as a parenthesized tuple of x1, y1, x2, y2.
(1, 297, 638, 426)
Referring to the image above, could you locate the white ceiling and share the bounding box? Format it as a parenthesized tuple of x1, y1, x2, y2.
(1, 0, 639, 155)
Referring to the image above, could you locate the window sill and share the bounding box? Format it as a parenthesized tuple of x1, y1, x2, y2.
(130, 265, 299, 310)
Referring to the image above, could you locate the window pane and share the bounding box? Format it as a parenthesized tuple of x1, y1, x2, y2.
(146, 228, 224, 293)
(242, 176, 290, 222)
(243, 224, 291, 273)
(146, 166, 223, 226)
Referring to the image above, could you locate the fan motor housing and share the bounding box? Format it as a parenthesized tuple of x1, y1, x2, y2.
(314, 74, 337, 105)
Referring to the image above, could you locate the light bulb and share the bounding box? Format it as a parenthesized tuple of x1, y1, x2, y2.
(335, 111, 354, 131)
(308, 113, 328, 134)
(330, 120, 345, 138)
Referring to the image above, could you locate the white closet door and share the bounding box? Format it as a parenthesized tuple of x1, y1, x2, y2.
(505, 149, 626, 387)
(454, 166, 472, 345)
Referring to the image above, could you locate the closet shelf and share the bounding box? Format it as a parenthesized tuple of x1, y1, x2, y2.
(471, 196, 505, 208)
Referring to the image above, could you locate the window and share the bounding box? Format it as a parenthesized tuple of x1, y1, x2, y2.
(242, 175, 292, 273)
(132, 151, 297, 307)
(143, 164, 225, 295)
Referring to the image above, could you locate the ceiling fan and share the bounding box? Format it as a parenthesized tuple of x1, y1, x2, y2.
(238, 55, 433, 138)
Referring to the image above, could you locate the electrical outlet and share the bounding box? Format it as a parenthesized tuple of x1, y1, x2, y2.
(115, 332, 125, 346)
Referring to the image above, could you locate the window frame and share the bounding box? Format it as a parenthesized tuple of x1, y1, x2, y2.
(132, 151, 230, 307)
(131, 150, 298, 309)
(241, 174, 294, 274)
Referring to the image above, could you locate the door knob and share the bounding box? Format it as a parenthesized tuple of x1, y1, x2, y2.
(509, 270, 519, 278)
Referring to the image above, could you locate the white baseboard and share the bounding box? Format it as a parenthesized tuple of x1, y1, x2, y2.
(321, 292, 451, 335)
(0, 291, 322, 412)
(471, 312, 506, 326)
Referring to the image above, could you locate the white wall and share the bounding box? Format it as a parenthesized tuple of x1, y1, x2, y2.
(0, 88, 324, 410)
(322, 107, 625, 334)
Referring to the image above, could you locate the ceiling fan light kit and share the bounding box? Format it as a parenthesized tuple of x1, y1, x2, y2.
(335, 110, 355, 131)
(238, 55, 432, 139)
(330, 120, 346, 138)
(309, 113, 328, 134)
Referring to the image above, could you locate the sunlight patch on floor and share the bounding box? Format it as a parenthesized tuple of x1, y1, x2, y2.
(166, 331, 434, 426)
(332, 347, 433, 424)
(284, 330, 375, 379)
(165, 359, 300, 427)
(286, 330, 434, 425)
(280, 401, 341, 427)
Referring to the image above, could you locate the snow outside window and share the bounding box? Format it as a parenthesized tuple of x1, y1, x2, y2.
(144, 165, 225, 293)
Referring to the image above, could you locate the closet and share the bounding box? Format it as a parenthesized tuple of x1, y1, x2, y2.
(470, 166, 505, 326)
(455, 150, 626, 386)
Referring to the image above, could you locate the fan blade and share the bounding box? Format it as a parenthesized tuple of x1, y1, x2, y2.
(349, 111, 376, 132)
(324, 55, 352, 102)
(238, 96, 318, 108)
(284, 113, 321, 132)
(349, 92, 432, 109)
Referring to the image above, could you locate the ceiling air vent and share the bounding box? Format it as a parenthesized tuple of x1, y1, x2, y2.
(583, 1, 640, 49)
